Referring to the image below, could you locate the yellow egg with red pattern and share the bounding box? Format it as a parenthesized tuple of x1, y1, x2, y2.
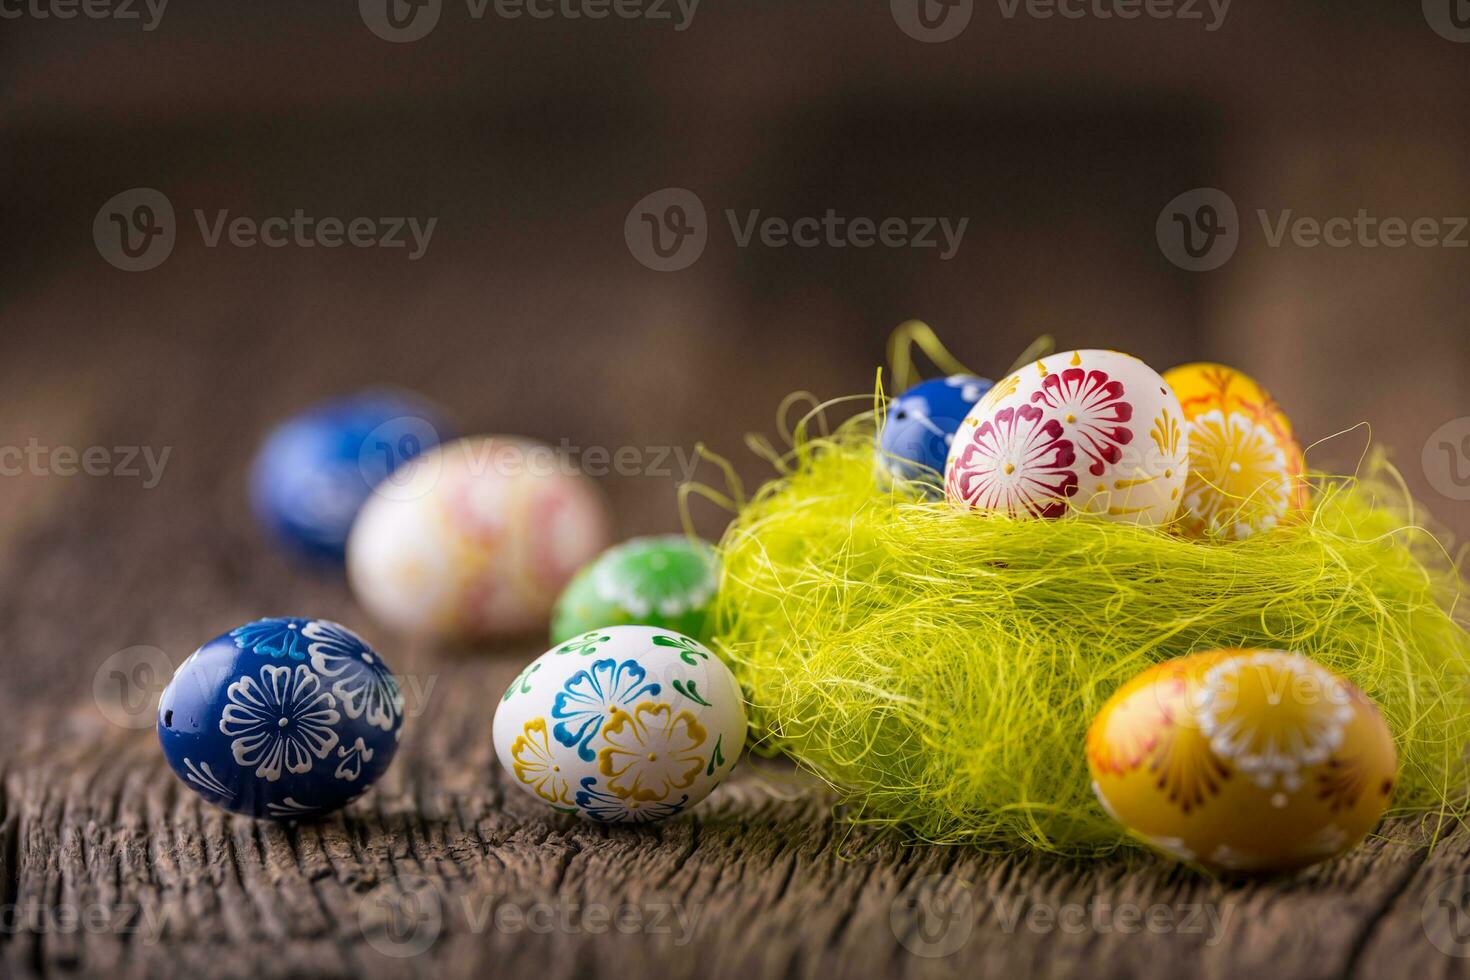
(1162, 363, 1309, 539)
(1087, 649, 1396, 873)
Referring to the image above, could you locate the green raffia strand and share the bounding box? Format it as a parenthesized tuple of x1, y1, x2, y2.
(708, 412, 1470, 855)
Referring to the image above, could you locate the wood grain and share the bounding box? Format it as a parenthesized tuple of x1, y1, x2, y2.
(3, 644, 1469, 979)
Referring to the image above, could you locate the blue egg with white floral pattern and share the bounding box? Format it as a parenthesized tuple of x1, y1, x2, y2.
(158, 618, 404, 820)
(250, 388, 453, 561)
(878, 374, 993, 495)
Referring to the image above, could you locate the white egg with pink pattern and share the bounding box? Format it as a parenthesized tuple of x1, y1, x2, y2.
(944, 349, 1188, 526)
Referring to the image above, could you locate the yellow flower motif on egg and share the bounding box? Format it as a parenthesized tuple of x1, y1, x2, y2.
(510, 717, 573, 805)
(1195, 651, 1352, 793)
(597, 702, 707, 802)
(1180, 409, 1295, 539)
(1085, 662, 1229, 813)
(1163, 362, 1308, 538)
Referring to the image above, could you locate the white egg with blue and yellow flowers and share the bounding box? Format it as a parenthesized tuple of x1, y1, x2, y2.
(492, 625, 747, 824)
(878, 374, 994, 495)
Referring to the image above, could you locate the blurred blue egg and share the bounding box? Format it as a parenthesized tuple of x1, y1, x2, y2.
(250, 388, 453, 560)
(158, 618, 403, 820)
(879, 374, 993, 494)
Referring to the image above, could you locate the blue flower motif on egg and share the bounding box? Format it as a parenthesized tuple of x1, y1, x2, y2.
(159, 618, 404, 819)
(551, 658, 661, 762)
(219, 664, 341, 781)
(230, 617, 313, 659)
(576, 778, 690, 824)
(879, 374, 994, 493)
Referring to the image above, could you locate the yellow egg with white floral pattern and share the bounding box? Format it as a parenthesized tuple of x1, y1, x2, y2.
(1163, 363, 1308, 539)
(1087, 649, 1396, 873)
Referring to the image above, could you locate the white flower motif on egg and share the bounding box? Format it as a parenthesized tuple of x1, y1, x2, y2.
(946, 350, 1188, 526)
(303, 619, 404, 732)
(219, 664, 341, 782)
(1195, 651, 1353, 792)
(1181, 409, 1295, 539)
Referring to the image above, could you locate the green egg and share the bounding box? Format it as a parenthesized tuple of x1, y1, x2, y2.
(551, 535, 718, 645)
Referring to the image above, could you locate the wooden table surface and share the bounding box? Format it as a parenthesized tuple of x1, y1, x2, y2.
(0, 318, 1467, 980)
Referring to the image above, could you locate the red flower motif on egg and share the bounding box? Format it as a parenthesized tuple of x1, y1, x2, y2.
(946, 404, 1079, 518)
(1031, 368, 1135, 478)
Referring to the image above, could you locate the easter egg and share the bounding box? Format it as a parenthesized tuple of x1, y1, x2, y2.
(945, 350, 1188, 525)
(551, 535, 718, 645)
(1087, 649, 1396, 873)
(878, 374, 994, 495)
(1163, 363, 1309, 539)
(250, 388, 454, 561)
(347, 435, 612, 639)
(492, 625, 747, 824)
(158, 618, 404, 819)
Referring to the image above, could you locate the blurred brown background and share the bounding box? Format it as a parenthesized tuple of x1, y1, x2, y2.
(1, 1, 1468, 723)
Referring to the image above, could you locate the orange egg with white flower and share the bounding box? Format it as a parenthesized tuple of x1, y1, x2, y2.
(1087, 649, 1396, 873)
(1163, 363, 1309, 539)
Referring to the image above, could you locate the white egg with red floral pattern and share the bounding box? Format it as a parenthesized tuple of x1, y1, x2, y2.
(945, 349, 1189, 526)
(492, 626, 747, 824)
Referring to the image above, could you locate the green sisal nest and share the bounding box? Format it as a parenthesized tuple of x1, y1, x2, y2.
(704, 410, 1470, 855)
